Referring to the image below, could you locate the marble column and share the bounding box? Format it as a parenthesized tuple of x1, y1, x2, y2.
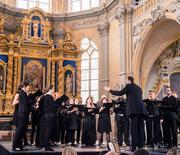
(97, 22, 109, 97)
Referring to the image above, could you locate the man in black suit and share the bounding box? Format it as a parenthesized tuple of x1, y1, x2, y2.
(113, 96, 130, 146)
(12, 82, 31, 151)
(161, 87, 178, 148)
(104, 76, 147, 151)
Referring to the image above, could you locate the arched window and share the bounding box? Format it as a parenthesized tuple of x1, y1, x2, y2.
(80, 37, 99, 104)
(71, 0, 99, 12)
(17, 0, 50, 12)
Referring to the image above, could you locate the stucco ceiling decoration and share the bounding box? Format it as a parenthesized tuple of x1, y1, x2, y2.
(132, 5, 165, 50)
(167, 0, 180, 24)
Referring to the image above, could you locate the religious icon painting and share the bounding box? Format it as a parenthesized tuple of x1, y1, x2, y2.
(23, 60, 45, 90)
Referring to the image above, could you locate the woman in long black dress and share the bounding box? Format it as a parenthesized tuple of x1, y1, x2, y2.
(12, 84, 23, 127)
(97, 95, 112, 147)
(12, 84, 30, 147)
(81, 96, 98, 146)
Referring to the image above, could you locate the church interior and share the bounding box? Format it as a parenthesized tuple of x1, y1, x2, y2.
(0, 0, 179, 155)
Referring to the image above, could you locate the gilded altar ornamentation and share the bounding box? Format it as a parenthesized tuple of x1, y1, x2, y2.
(0, 16, 4, 33)
(21, 8, 51, 45)
(0, 8, 81, 114)
(0, 60, 7, 94)
(58, 59, 64, 96)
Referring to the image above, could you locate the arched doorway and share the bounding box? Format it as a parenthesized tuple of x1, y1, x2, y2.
(132, 18, 180, 94)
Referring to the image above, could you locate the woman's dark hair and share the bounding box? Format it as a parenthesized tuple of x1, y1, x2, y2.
(16, 84, 24, 94)
(43, 85, 54, 94)
(86, 95, 94, 105)
(49, 85, 53, 90)
(23, 81, 30, 87)
(18, 84, 23, 90)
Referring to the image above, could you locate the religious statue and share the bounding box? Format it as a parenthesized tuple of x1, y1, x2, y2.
(21, 15, 29, 39)
(58, 39, 64, 48)
(33, 20, 39, 38)
(65, 74, 72, 93)
(64, 27, 72, 42)
(43, 18, 51, 41)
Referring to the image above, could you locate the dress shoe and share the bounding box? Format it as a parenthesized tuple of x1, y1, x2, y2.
(12, 147, 22, 151)
(22, 147, 29, 151)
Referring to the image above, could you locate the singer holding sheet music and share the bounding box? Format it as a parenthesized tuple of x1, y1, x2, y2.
(97, 95, 112, 147)
(81, 96, 98, 147)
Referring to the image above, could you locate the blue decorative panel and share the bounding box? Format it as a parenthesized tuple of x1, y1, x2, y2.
(63, 60, 76, 68)
(0, 55, 8, 63)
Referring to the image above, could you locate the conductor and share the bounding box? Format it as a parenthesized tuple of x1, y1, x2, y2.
(104, 76, 147, 152)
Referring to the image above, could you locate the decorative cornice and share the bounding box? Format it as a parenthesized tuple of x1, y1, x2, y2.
(132, 5, 165, 50)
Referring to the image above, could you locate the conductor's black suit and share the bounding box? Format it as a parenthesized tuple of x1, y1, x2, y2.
(109, 82, 147, 150)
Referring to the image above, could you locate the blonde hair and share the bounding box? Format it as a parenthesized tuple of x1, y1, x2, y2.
(167, 148, 177, 155)
(62, 147, 77, 155)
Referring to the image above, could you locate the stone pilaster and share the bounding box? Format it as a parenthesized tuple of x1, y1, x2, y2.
(115, 5, 133, 85)
(97, 22, 109, 97)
